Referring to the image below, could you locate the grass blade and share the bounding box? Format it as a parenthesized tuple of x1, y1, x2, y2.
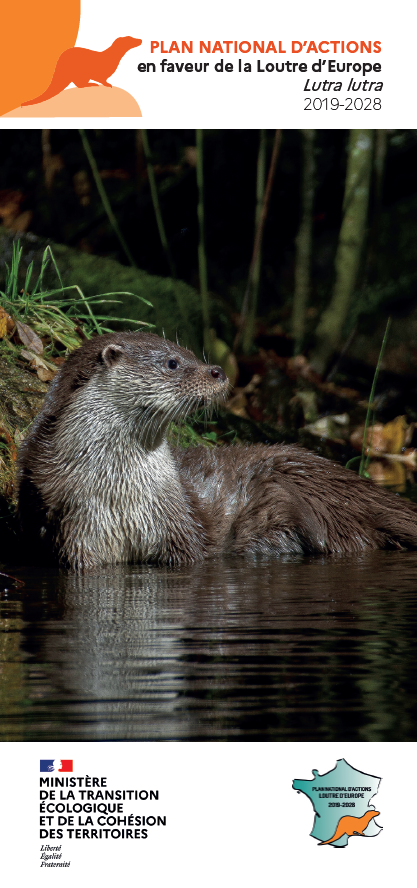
(79, 129, 137, 269)
(359, 316, 391, 477)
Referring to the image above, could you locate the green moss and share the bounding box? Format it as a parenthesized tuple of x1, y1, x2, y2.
(52, 243, 202, 350)
(0, 228, 203, 354)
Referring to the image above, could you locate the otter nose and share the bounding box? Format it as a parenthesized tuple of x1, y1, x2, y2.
(209, 366, 227, 382)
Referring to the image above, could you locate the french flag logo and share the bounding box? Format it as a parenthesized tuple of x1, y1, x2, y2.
(40, 760, 73, 772)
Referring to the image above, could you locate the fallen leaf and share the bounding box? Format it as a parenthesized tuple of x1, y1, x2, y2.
(350, 423, 385, 454)
(380, 415, 408, 454)
(365, 423, 386, 454)
(401, 448, 417, 467)
(243, 374, 262, 394)
(0, 189, 24, 228)
(367, 459, 406, 491)
(227, 390, 249, 418)
(0, 424, 17, 460)
(20, 349, 39, 363)
(305, 414, 349, 441)
(350, 416, 408, 456)
(381, 449, 417, 467)
(36, 366, 55, 382)
(20, 348, 57, 380)
(9, 209, 33, 233)
(0, 309, 8, 339)
(0, 306, 14, 338)
(15, 320, 44, 354)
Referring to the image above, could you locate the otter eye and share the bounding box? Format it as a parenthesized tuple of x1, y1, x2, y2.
(167, 359, 179, 370)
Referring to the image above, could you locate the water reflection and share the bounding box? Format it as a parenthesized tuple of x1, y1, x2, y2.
(1, 553, 417, 741)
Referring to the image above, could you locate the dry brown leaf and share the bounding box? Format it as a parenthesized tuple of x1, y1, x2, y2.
(227, 390, 249, 418)
(0, 308, 8, 339)
(367, 459, 406, 491)
(350, 417, 408, 456)
(15, 320, 44, 354)
(305, 413, 349, 442)
(349, 427, 364, 452)
(20, 349, 38, 363)
(36, 366, 55, 382)
(401, 448, 417, 467)
(0, 306, 14, 339)
(20, 348, 57, 381)
(366, 423, 386, 453)
(0, 424, 17, 460)
(0, 189, 24, 228)
(381, 449, 417, 467)
(9, 209, 33, 233)
(380, 415, 408, 454)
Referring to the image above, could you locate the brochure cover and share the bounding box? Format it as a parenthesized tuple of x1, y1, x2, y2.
(0, 0, 416, 884)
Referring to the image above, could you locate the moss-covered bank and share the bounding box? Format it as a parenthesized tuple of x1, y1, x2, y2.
(0, 227, 203, 350)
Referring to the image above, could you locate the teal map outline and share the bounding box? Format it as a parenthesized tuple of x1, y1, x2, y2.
(292, 758, 382, 847)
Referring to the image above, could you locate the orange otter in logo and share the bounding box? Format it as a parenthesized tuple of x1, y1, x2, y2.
(21, 36, 142, 106)
(319, 810, 380, 845)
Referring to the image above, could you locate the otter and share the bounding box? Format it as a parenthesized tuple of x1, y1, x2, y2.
(318, 811, 380, 845)
(17, 331, 417, 570)
(21, 37, 142, 107)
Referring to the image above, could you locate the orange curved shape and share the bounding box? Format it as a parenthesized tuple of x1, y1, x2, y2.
(21, 38, 142, 106)
(0, 0, 80, 116)
(4, 86, 142, 118)
(319, 810, 380, 845)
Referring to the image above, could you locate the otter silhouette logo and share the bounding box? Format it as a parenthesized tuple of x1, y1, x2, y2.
(21, 37, 142, 106)
(317, 810, 380, 845)
(293, 758, 382, 848)
(1, 1, 143, 118)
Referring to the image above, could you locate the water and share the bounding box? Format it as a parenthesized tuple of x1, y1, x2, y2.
(1, 552, 417, 742)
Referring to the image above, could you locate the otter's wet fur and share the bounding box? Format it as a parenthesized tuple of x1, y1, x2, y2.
(18, 332, 417, 570)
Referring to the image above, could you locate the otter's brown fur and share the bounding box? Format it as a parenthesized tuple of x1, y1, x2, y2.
(17, 332, 417, 570)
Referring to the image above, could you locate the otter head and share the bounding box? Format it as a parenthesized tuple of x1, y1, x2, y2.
(113, 37, 142, 51)
(71, 332, 229, 448)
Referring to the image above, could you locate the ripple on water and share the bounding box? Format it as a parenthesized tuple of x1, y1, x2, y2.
(1, 551, 417, 741)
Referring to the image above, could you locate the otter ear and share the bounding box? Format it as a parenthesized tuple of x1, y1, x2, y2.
(100, 343, 125, 368)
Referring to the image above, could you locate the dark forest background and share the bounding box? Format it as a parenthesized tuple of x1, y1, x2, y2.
(1, 129, 417, 364)
(1, 128, 417, 500)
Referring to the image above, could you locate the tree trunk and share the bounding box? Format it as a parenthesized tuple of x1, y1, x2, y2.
(311, 130, 374, 375)
(367, 129, 388, 279)
(196, 129, 211, 354)
(292, 129, 316, 355)
(234, 129, 282, 353)
(241, 129, 267, 355)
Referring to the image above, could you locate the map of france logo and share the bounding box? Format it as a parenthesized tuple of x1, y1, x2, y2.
(293, 758, 382, 847)
(40, 760, 73, 772)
